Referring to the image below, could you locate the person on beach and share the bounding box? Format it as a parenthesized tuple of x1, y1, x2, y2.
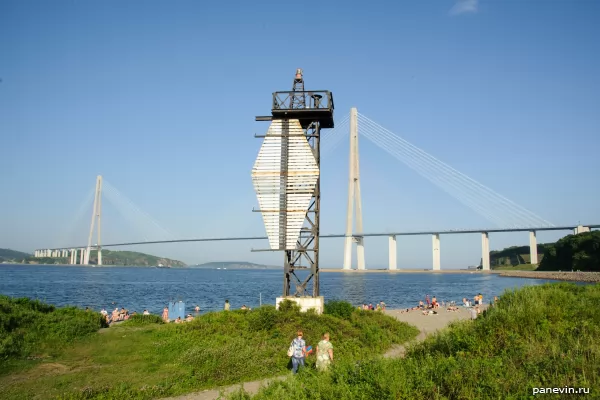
(289, 330, 307, 374)
(426, 294, 430, 307)
(379, 301, 386, 311)
(224, 300, 230, 311)
(143, 309, 150, 315)
(162, 307, 169, 322)
(194, 305, 200, 312)
(316, 332, 334, 371)
(470, 307, 477, 320)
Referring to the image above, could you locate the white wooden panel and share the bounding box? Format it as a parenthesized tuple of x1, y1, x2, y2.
(251, 119, 319, 250)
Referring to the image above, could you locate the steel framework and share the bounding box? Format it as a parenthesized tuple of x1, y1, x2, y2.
(253, 70, 334, 297)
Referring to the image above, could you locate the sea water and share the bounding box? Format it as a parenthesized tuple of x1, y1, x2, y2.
(0, 265, 560, 315)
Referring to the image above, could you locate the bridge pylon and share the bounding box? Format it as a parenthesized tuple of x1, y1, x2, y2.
(84, 175, 103, 265)
(343, 108, 366, 270)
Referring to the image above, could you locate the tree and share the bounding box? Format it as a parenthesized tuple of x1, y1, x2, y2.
(537, 231, 600, 272)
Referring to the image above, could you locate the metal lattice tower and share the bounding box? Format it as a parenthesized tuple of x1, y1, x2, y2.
(291, 68, 305, 109)
(252, 69, 334, 297)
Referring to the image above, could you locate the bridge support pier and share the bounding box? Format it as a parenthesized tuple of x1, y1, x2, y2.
(343, 108, 366, 270)
(432, 234, 440, 270)
(481, 232, 490, 270)
(79, 249, 85, 265)
(574, 225, 590, 235)
(529, 231, 538, 265)
(356, 238, 365, 270)
(388, 235, 397, 270)
(98, 247, 102, 266)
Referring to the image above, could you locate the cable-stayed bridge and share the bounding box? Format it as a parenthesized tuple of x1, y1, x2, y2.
(33, 109, 597, 271)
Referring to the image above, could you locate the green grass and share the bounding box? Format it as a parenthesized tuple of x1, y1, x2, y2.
(0, 296, 107, 373)
(0, 300, 418, 400)
(492, 264, 538, 271)
(233, 283, 600, 399)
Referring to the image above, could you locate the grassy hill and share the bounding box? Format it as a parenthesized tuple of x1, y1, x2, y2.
(87, 249, 187, 267)
(490, 244, 553, 269)
(0, 248, 31, 263)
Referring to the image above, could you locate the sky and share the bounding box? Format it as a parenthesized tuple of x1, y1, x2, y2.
(1, 0, 599, 268)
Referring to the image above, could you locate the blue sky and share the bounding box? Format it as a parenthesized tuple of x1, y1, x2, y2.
(1, 0, 599, 268)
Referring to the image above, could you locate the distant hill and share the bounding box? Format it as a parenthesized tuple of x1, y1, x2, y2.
(0, 248, 31, 263)
(86, 250, 187, 267)
(192, 261, 280, 269)
(1, 248, 186, 267)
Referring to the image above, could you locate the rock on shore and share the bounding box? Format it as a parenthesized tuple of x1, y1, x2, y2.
(499, 271, 600, 283)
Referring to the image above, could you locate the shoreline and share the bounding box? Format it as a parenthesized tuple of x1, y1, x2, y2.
(498, 271, 600, 283)
(321, 269, 502, 274)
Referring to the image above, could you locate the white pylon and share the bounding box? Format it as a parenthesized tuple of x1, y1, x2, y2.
(343, 108, 366, 270)
(85, 175, 103, 265)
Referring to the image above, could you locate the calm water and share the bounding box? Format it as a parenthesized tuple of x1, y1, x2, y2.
(0, 265, 559, 314)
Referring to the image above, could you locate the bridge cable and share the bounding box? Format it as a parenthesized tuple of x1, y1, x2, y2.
(357, 119, 524, 227)
(358, 113, 554, 228)
(359, 123, 512, 228)
(358, 114, 554, 228)
(320, 113, 350, 157)
(102, 181, 177, 241)
(358, 118, 545, 228)
(54, 186, 96, 248)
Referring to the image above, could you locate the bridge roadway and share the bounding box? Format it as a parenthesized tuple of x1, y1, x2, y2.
(59, 224, 600, 248)
(37, 224, 598, 271)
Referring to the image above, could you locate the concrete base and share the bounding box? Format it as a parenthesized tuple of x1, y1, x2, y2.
(276, 296, 325, 314)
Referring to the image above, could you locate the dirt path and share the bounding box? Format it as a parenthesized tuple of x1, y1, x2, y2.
(164, 306, 486, 400)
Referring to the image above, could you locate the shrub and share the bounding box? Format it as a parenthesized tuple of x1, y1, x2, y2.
(324, 300, 355, 320)
(125, 314, 164, 325)
(278, 299, 301, 313)
(0, 295, 107, 361)
(247, 306, 277, 332)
